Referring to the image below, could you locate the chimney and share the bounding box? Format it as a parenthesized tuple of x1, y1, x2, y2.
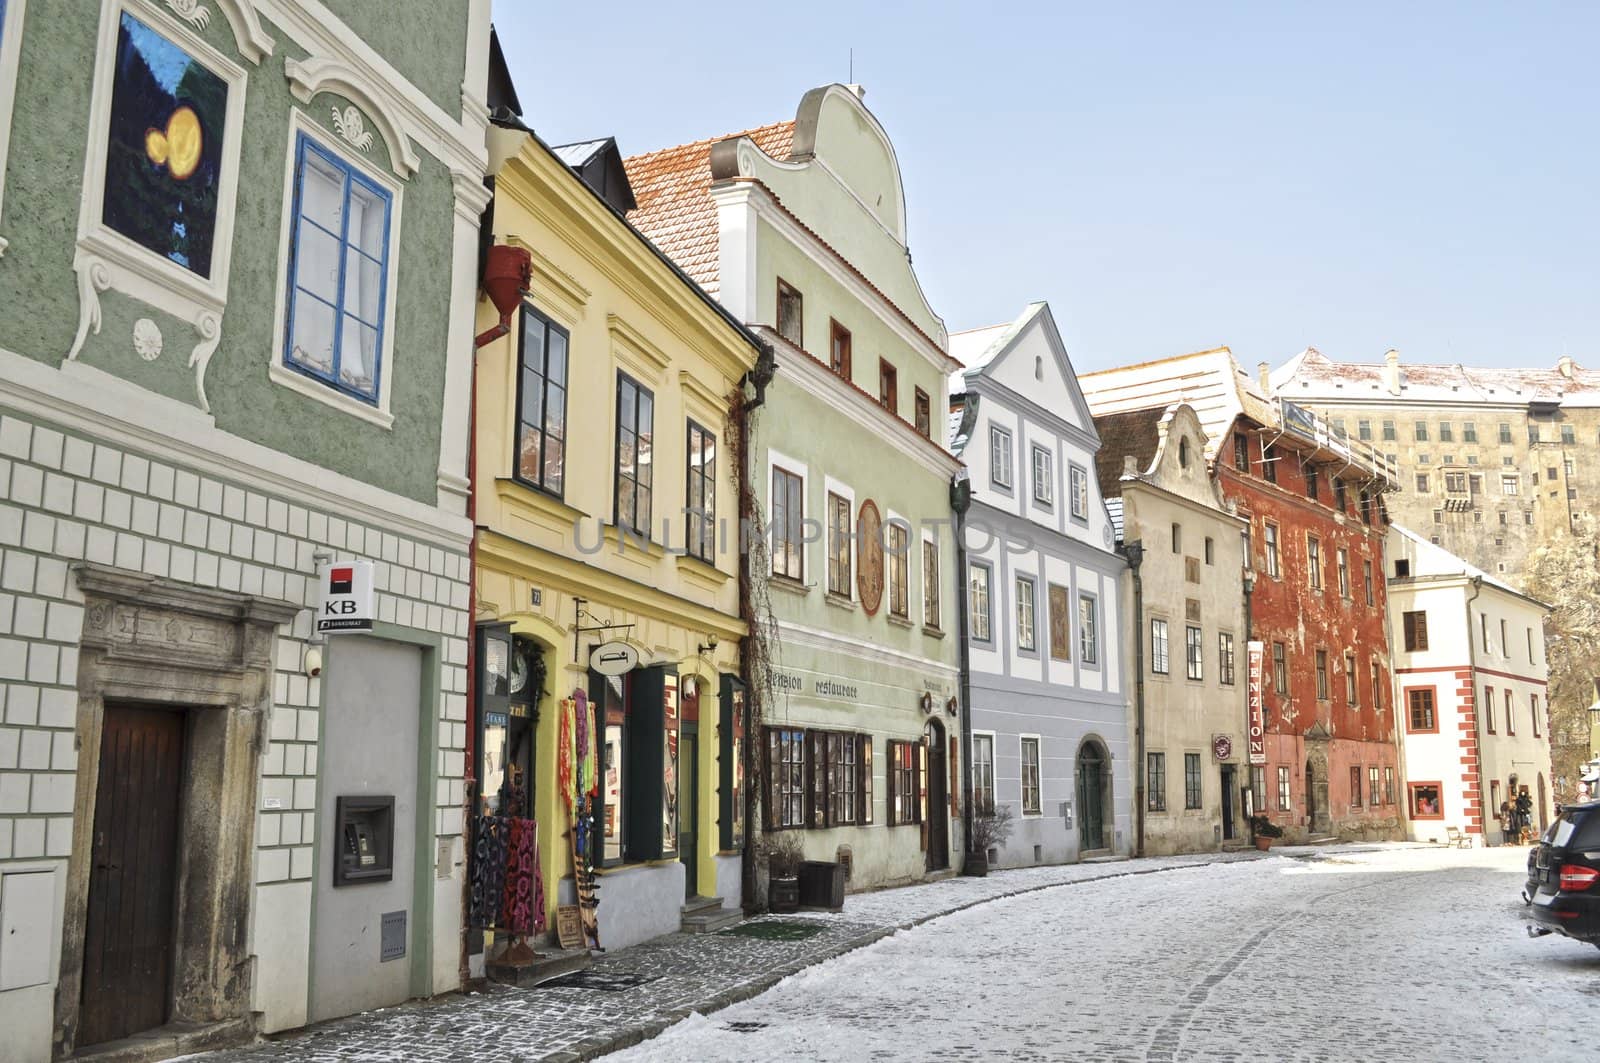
(1558, 355, 1576, 380)
(1123, 454, 1138, 476)
(1257, 362, 1271, 392)
(1383, 349, 1401, 395)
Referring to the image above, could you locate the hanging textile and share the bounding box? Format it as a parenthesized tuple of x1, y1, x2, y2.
(557, 696, 577, 814)
(468, 814, 510, 929)
(575, 689, 597, 801)
(500, 816, 545, 935)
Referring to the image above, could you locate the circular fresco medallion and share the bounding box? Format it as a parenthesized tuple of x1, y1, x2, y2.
(856, 499, 884, 616)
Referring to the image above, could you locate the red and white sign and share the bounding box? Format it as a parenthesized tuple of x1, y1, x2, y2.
(1212, 734, 1233, 761)
(1246, 640, 1266, 764)
(316, 558, 375, 633)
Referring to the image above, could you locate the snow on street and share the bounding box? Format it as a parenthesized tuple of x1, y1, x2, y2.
(614, 845, 1596, 1062)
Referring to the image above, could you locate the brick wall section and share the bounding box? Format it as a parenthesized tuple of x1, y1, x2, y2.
(0, 410, 469, 882)
(1455, 668, 1483, 833)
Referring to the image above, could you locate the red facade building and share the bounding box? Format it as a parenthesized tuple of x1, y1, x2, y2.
(1083, 350, 1403, 840)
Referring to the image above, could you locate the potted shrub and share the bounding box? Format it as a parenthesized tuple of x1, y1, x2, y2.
(965, 802, 1015, 877)
(1249, 814, 1284, 851)
(763, 833, 803, 913)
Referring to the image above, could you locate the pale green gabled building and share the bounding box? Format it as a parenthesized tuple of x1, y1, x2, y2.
(627, 85, 966, 890)
(0, 1, 488, 1056)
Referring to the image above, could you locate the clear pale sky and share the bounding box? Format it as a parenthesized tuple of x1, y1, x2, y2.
(494, 2, 1596, 375)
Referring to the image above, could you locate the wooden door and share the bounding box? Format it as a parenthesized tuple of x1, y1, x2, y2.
(925, 725, 948, 871)
(79, 706, 185, 1047)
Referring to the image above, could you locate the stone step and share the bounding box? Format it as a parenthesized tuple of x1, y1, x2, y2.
(681, 904, 741, 934)
(1306, 835, 1341, 845)
(487, 947, 591, 989)
(681, 894, 725, 915)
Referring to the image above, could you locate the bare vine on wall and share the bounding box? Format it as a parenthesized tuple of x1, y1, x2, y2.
(728, 379, 780, 906)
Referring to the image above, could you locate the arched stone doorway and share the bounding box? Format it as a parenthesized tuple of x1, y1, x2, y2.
(1077, 739, 1111, 853)
(925, 718, 949, 872)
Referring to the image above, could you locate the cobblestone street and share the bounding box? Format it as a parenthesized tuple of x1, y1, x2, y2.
(619, 844, 1596, 1062)
(194, 851, 1261, 1061)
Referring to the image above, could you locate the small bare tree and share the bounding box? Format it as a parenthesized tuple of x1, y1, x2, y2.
(1524, 513, 1600, 805)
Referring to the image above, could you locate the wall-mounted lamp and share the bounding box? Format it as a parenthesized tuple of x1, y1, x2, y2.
(698, 635, 719, 655)
(304, 646, 323, 679)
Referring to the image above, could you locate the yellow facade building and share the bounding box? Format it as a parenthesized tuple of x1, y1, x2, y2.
(469, 109, 764, 963)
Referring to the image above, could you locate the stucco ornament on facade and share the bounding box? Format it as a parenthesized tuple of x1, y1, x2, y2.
(133, 317, 163, 361)
(163, 0, 211, 30)
(331, 104, 375, 153)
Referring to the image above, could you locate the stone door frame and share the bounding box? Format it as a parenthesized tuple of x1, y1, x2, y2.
(55, 565, 297, 1059)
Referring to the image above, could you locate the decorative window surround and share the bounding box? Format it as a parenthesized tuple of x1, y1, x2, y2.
(258, 0, 484, 178)
(266, 109, 403, 429)
(0, 0, 29, 257)
(66, 0, 251, 414)
(284, 55, 420, 178)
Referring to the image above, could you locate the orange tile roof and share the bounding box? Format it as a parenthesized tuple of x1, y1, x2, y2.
(623, 121, 796, 297)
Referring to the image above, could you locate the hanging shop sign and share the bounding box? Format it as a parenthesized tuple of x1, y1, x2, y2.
(1246, 640, 1266, 765)
(316, 559, 375, 633)
(1212, 734, 1233, 761)
(589, 640, 640, 676)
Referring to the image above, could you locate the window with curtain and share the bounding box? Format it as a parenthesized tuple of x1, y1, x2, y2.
(922, 538, 941, 629)
(1020, 737, 1041, 815)
(771, 466, 803, 581)
(614, 374, 654, 535)
(888, 522, 909, 618)
(284, 133, 393, 403)
(972, 734, 995, 813)
(826, 492, 851, 596)
(514, 308, 568, 496)
(685, 421, 716, 562)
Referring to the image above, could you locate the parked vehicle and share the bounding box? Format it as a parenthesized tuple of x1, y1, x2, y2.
(1527, 801, 1600, 947)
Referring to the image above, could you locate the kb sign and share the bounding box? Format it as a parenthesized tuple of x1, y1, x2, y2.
(316, 559, 375, 633)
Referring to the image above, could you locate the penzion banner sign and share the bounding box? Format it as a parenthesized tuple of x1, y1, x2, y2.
(1246, 640, 1266, 764)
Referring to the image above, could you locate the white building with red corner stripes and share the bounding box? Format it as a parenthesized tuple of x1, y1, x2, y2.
(1386, 525, 1553, 844)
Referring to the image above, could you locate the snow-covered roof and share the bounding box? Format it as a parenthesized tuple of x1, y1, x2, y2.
(1388, 524, 1548, 608)
(1079, 347, 1277, 462)
(1274, 348, 1600, 408)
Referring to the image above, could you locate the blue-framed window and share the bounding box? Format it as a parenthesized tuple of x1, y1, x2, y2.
(283, 132, 392, 404)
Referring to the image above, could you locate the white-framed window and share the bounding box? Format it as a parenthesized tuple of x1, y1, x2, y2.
(768, 451, 808, 583)
(969, 561, 993, 642)
(1020, 735, 1042, 816)
(972, 732, 996, 813)
(989, 425, 1013, 489)
(887, 518, 910, 619)
(280, 130, 394, 405)
(921, 530, 942, 630)
(70, 0, 251, 400)
(1150, 618, 1170, 674)
(269, 110, 403, 427)
(1069, 464, 1089, 521)
(1016, 575, 1037, 651)
(1078, 592, 1098, 665)
(0, 0, 28, 255)
(825, 477, 855, 599)
(1031, 444, 1053, 506)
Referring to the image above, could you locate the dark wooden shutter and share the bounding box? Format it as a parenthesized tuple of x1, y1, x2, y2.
(859, 735, 874, 824)
(885, 741, 898, 826)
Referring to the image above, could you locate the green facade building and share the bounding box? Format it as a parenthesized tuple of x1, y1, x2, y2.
(0, 1, 488, 1056)
(627, 85, 965, 889)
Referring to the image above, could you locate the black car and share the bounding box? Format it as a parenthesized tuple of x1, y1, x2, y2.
(1527, 800, 1600, 948)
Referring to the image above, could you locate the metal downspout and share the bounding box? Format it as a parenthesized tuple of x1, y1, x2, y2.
(1125, 541, 1147, 858)
(952, 471, 974, 865)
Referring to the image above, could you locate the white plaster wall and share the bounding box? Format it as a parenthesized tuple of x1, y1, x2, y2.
(251, 880, 312, 1033)
(714, 854, 742, 910)
(0, 408, 470, 1043)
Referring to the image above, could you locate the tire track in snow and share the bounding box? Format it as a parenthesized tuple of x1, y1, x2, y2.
(1144, 867, 1438, 1061)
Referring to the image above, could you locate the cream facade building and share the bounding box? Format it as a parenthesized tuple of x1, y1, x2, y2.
(1095, 405, 1249, 854)
(1274, 348, 1600, 588)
